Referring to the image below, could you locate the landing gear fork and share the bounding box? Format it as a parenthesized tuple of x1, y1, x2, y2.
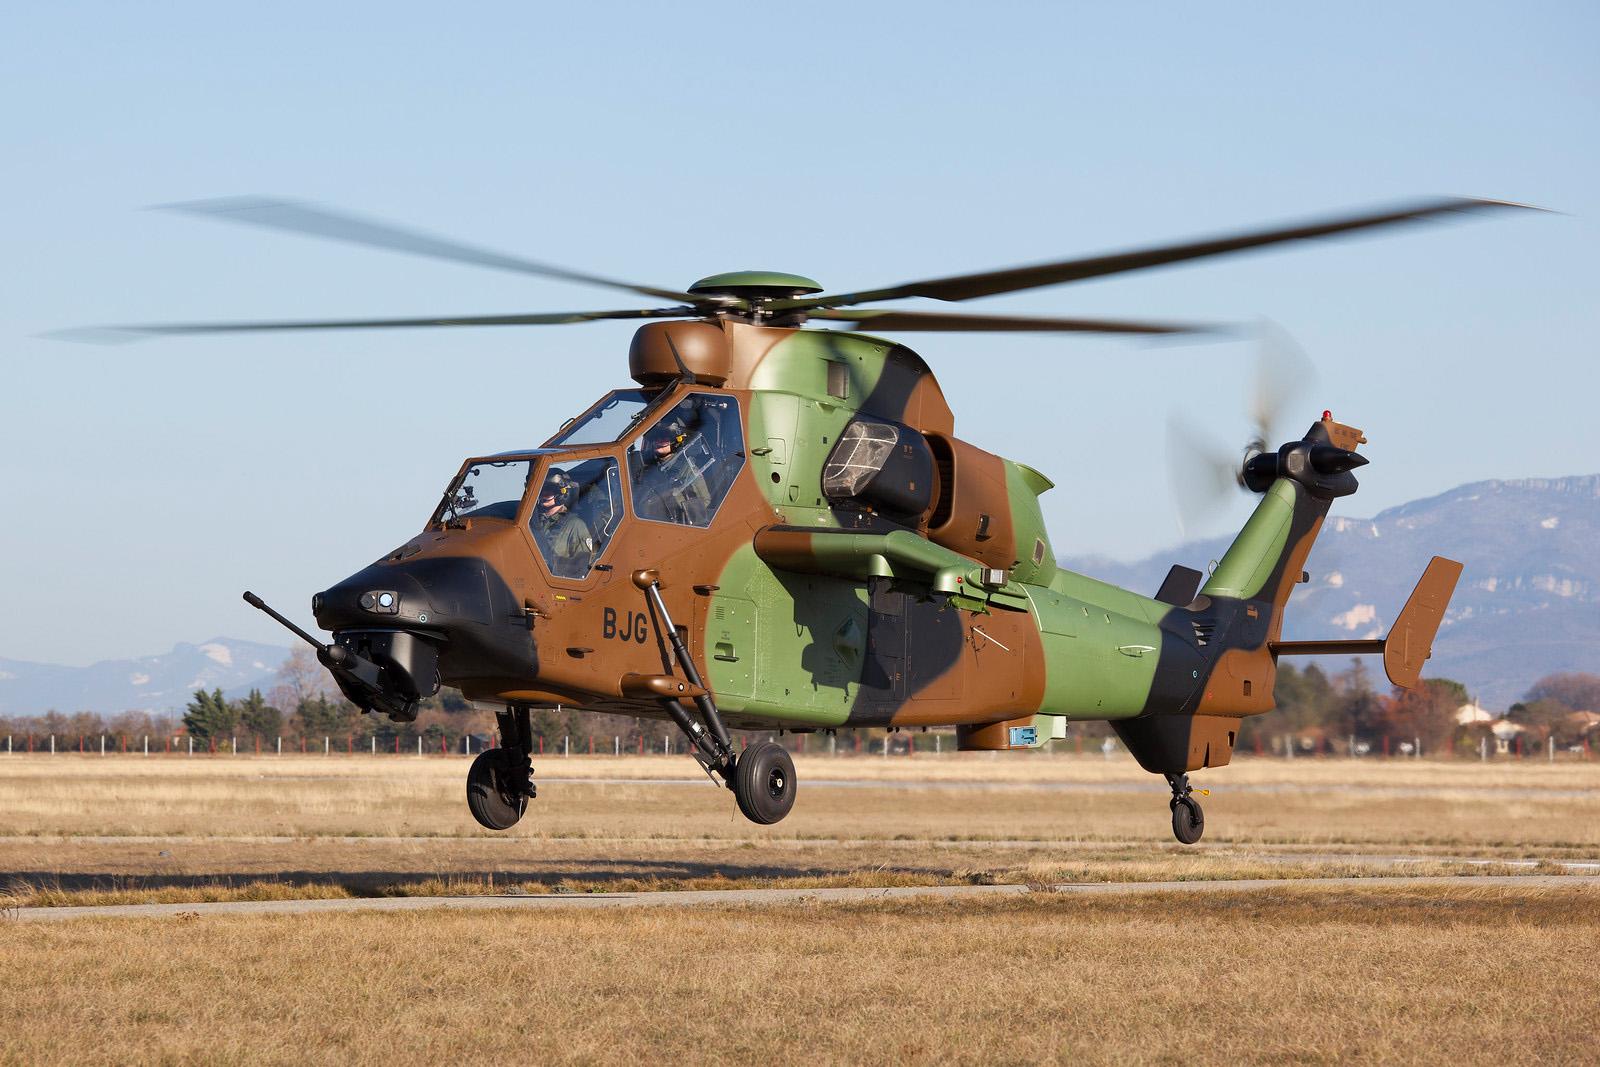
(466, 704, 537, 830)
(496, 704, 537, 801)
(1166, 771, 1205, 845)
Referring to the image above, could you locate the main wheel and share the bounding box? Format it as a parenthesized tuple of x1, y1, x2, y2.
(467, 748, 528, 831)
(1171, 795, 1205, 845)
(733, 740, 796, 825)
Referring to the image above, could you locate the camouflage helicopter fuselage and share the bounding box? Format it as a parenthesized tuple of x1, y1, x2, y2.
(309, 317, 1457, 782)
(83, 193, 1507, 834)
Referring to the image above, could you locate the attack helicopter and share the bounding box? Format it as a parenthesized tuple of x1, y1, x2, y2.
(95, 195, 1531, 842)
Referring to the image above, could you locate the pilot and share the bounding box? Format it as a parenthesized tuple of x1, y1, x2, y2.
(640, 416, 712, 525)
(532, 473, 594, 578)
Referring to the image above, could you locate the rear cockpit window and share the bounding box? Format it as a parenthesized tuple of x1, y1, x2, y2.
(628, 394, 744, 527)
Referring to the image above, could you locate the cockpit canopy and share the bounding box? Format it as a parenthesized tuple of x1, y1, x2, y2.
(547, 388, 657, 447)
(433, 457, 536, 524)
(429, 384, 748, 580)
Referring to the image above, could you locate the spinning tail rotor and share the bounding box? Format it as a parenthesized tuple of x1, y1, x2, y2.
(1165, 321, 1318, 534)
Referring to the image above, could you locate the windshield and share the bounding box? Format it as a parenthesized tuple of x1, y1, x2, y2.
(434, 459, 533, 524)
(548, 389, 654, 446)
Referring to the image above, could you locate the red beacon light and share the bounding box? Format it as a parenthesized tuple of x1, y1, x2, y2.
(1322, 409, 1332, 421)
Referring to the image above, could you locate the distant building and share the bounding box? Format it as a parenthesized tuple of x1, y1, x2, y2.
(1490, 718, 1527, 754)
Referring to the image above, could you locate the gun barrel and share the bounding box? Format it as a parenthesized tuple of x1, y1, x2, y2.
(241, 590, 328, 653)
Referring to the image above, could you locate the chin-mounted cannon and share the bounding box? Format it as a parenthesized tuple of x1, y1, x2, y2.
(242, 591, 438, 722)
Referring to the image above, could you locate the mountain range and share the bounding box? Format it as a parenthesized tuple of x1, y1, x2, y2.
(3, 474, 1595, 716)
(0, 638, 290, 718)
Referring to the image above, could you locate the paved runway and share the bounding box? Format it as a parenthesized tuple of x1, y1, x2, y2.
(9, 873, 1597, 924)
(5, 834, 1596, 869)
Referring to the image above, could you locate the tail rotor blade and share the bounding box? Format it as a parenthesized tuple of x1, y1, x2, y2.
(1250, 320, 1317, 444)
(1166, 411, 1244, 536)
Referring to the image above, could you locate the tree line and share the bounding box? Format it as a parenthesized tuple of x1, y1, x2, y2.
(3, 647, 1597, 756)
(1234, 662, 1600, 755)
(0, 649, 731, 753)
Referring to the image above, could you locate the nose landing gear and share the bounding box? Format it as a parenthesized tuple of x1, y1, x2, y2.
(467, 705, 538, 831)
(1166, 772, 1205, 845)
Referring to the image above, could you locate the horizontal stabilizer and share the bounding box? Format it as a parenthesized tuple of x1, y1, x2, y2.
(1269, 556, 1463, 690)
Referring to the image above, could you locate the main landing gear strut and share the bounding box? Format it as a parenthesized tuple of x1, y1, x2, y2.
(467, 704, 538, 830)
(1166, 772, 1205, 845)
(635, 569, 797, 826)
(465, 573, 799, 830)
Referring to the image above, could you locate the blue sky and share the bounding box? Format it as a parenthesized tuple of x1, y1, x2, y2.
(2, 2, 1596, 664)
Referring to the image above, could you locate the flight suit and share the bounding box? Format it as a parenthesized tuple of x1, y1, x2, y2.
(535, 510, 594, 578)
(646, 447, 713, 525)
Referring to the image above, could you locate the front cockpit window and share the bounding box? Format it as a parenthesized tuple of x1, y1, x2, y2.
(530, 457, 622, 579)
(434, 459, 534, 524)
(547, 389, 656, 446)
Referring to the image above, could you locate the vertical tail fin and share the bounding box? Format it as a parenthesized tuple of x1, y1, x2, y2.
(1383, 556, 1463, 688)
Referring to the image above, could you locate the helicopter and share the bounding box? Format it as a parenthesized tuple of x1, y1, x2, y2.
(94, 194, 1533, 842)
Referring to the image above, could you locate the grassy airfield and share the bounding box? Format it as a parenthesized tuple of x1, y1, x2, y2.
(3, 753, 1598, 1064)
(2, 886, 1596, 1064)
(3, 753, 1600, 905)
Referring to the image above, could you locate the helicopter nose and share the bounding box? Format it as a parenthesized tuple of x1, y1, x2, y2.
(313, 556, 497, 634)
(313, 555, 535, 706)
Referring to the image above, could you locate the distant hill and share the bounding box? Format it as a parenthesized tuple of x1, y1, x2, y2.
(0, 638, 291, 717)
(1061, 474, 1600, 709)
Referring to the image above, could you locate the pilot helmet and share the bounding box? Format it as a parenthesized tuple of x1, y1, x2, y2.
(538, 471, 574, 510)
(646, 417, 689, 456)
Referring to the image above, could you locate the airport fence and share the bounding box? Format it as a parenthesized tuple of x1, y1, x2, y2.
(0, 730, 1591, 761)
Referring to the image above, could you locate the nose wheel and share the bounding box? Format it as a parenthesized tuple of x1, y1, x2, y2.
(467, 706, 538, 831)
(1166, 772, 1205, 845)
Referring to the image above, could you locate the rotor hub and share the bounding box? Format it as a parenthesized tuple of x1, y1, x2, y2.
(687, 271, 823, 302)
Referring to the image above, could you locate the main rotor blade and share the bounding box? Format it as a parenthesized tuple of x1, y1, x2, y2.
(775, 197, 1539, 310)
(810, 308, 1223, 334)
(52, 306, 696, 344)
(157, 197, 701, 304)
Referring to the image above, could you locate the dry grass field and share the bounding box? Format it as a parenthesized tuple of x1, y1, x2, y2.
(3, 885, 1596, 1065)
(3, 753, 1599, 906)
(3, 754, 1598, 1064)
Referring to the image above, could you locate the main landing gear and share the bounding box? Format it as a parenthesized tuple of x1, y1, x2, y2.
(733, 740, 796, 824)
(1166, 772, 1205, 845)
(635, 569, 797, 826)
(467, 705, 538, 831)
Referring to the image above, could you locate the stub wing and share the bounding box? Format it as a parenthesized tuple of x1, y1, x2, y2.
(1270, 556, 1463, 690)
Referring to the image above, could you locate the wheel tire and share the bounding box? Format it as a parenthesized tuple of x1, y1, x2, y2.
(467, 748, 528, 831)
(732, 741, 796, 825)
(1171, 795, 1205, 845)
